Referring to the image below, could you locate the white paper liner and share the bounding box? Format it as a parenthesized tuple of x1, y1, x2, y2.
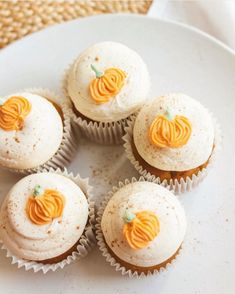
(96, 176, 183, 278)
(0, 168, 96, 274)
(62, 61, 136, 145)
(123, 114, 222, 194)
(1, 88, 78, 175)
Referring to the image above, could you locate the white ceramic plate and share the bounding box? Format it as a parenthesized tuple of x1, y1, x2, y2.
(0, 14, 234, 294)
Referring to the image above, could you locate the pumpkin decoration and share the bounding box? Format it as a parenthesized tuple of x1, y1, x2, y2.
(89, 64, 126, 104)
(26, 185, 65, 225)
(148, 109, 192, 148)
(0, 96, 31, 131)
(123, 210, 160, 249)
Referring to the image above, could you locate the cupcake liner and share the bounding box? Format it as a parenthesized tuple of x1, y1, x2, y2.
(123, 114, 222, 194)
(62, 61, 135, 145)
(96, 176, 183, 278)
(2, 88, 78, 175)
(0, 168, 96, 274)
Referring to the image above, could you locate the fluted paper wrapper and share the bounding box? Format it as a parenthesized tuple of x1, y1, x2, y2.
(62, 62, 135, 145)
(96, 176, 183, 278)
(0, 168, 96, 274)
(123, 115, 222, 194)
(2, 88, 78, 175)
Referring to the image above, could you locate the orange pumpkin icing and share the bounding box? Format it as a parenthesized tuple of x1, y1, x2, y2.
(0, 96, 31, 131)
(149, 112, 192, 148)
(27, 187, 65, 225)
(123, 210, 160, 250)
(89, 67, 126, 104)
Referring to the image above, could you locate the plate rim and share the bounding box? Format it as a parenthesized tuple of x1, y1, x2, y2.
(1, 13, 235, 58)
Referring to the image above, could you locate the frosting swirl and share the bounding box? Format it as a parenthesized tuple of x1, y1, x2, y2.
(123, 210, 160, 249)
(149, 112, 192, 148)
(26, 188, 65, 225)
(0, 96, 31, 131)
(89, 67, 126, 104)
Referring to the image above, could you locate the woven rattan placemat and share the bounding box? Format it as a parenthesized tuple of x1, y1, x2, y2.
(0, 1, 152, 49)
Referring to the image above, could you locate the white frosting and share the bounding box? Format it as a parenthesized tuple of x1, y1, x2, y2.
(0, 92, 63, 170)
(101, 181, 186, 268)
(133, 93, 215, 171)
(67, 41, 150, 122)
(0, 173, 89, 261)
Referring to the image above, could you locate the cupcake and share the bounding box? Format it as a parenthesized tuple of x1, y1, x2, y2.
(0, 90, 75, 173)
(0, 170, 95, 272)
(63, 41, 150, 144)
(124, 93, 220, 193)
(96, 179, 186, 276)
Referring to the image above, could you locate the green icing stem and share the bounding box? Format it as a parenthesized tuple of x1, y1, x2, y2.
(0, 98, 5, 106)
(33, 185, 43, 197)
(123, 209, 136, 223)
(91, 64, 103, 78)
(165, 108, 174, 121)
